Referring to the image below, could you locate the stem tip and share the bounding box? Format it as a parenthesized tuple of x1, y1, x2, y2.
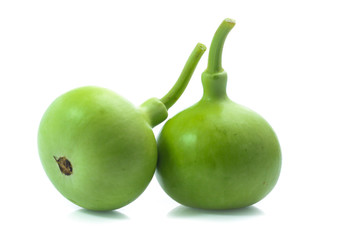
(196, 42, 207, 52)
(224, 18, 236, 25)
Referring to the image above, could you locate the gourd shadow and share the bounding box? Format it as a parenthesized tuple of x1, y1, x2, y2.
(168, 205, 264, 221)
(69, 209, 129, 222)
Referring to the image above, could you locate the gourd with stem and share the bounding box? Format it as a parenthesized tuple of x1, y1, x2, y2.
(156, 19, 282, 210)
(38, 43, 206, 211)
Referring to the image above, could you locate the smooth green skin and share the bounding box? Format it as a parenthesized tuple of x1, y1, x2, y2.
(38, 43, 206, 211)
(156, 19, 282, 209)
(157, 99, 281, 209)
(38, 87, 157, 210)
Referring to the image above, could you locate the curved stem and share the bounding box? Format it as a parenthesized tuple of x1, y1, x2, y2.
(206, 18, 235, 74)
(160, 43, 206, 109)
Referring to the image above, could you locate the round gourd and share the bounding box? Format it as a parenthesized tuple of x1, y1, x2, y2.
(156, 19, 282, 209)
(38, 43, 206, 211)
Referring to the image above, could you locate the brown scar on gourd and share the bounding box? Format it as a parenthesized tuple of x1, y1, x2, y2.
(54, 156, 73, 175)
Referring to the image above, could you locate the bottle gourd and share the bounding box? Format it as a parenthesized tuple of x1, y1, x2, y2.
(156, 19, 282, 209)
(38, 43, 206, 211)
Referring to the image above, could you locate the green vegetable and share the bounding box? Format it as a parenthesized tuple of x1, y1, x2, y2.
(38, 43, 206, 211)
(156, 19, 282, 209)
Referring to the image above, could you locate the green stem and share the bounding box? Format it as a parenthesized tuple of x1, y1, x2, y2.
(206, 18, 235, 74)
(160, 43, 206, 109)
(201, 18, 236, 101)
(140, 43, 206, 128)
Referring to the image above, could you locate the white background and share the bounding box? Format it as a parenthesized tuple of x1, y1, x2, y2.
(1, 0, 343, 239)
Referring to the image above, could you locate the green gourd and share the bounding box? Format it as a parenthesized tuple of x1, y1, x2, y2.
(38, 43, 206, 211)
(156, 19, 282, 209)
